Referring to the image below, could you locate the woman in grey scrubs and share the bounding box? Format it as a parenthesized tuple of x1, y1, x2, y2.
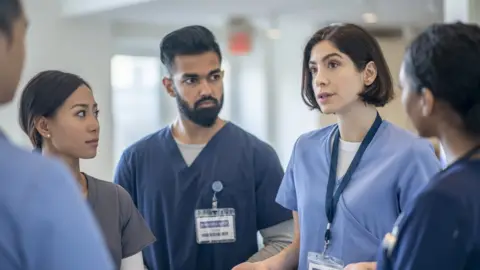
(18, 70, 156, 270)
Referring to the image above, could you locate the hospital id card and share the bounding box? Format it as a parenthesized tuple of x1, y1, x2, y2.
(195, 208, 236, 244)
(308, 252, 344, 270)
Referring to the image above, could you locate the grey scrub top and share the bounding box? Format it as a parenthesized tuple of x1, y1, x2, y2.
(85, 174, 156, 269)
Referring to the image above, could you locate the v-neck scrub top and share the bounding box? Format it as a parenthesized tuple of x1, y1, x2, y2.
(85, 174, 156, 269)
(276, 121, 441, 269)
(114, 122, 292, 270)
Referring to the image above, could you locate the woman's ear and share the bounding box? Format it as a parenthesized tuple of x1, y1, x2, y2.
(420, 87, 435, 117)
(34, 116, 51, 139)
(363, 61, 378, 86)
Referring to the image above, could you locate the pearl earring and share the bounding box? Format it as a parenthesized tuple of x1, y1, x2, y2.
(46, 134, 51, 138)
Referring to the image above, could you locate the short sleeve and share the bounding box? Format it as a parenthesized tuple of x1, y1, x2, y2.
(275, 139, 299, 212)
(397, 139, 441, 210)
(377, 190, 470, 270)
(114, 150, 136, 204)
(254, 143, 293, 230)
(117, 185, 156, 258)
(21, 161, 114, 270)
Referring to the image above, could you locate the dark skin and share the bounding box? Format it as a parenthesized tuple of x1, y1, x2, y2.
(399, 61, 480, 165)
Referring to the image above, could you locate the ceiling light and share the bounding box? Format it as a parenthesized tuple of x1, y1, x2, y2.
(362, 12, 378, 24)
(266, 29, 281, 39)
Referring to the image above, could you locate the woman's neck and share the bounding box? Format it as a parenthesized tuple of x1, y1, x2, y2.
(336, 103, 378, 142)
(438, 126, 480, 165)
(42, 147, 87, 196)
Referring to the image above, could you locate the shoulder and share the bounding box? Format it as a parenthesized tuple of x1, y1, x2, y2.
(227, 122, 278, 157)
(409, 183, 466, 223)
(87, 175, 133, 203)
(121, 127, 169, 158)
(0, 145, 76, 228)
(294, 124, 336, 153)
(378, 122, 436, 160)
(425, 162, 479, 202)
(0, 144, 73, 202)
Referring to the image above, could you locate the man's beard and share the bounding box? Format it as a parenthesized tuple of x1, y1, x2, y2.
(175, 93, 224, 127)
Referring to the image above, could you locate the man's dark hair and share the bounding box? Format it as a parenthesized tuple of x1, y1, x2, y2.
(301, 23, 394, 110)
(19, 70, 91, 149)
(160, 25, 222, 73)
(404, 22, 480, 135)
(0, 0, 22, 40)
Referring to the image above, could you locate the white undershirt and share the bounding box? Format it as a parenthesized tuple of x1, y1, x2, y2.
(120, 252, 145, 270)
(336, 139, 361, 179)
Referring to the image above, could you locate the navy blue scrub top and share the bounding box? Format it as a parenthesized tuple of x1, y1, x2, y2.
(114, 122, 292, 270)
(377, 152, 480, 270)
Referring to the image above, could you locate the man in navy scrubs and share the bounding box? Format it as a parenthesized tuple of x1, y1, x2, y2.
(114, 25, 293, 270)
(376, 22, 480, 270)
(0, 1, 114, 269)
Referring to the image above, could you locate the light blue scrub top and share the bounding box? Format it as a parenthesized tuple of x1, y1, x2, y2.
(276, 121, 441, 269)
(0, 132, 114, 270)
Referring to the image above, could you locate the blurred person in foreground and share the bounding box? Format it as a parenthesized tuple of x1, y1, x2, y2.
(0, 0, 114, 269)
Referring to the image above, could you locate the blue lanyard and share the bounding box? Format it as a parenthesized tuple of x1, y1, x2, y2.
(323, 112, 383, 253)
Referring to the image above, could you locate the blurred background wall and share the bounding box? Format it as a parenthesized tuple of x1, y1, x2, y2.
(1, 0, 477, 180)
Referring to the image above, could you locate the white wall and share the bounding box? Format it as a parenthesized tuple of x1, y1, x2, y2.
(0, 0, 114, 181)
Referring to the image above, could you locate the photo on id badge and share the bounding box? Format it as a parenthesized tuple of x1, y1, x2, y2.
(195, 181, 236, 244)
(308, 252, 344, 270)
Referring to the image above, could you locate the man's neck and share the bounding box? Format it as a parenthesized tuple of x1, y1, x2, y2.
(336, 103, 378, 142)
(172, 117, 225, 145)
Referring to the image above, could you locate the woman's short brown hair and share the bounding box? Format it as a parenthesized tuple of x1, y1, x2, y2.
(301, 23, 394, 110)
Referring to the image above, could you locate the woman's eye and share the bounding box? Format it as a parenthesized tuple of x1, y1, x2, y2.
(327, 61, 340, 69)
(76, 111, 86, 117)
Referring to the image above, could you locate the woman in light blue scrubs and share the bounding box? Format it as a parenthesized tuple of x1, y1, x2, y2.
(235, 23, 441, 270)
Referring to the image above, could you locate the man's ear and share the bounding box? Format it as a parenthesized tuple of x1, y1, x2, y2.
(162, 77, 176, 97)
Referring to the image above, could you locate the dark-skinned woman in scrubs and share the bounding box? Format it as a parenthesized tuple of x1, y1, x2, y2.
(377, 22, 480, 270)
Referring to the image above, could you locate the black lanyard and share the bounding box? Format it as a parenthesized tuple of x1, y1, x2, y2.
(323, 112, 383, 253)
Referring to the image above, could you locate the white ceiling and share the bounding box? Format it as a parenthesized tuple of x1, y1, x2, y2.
(97, 0, 444, 27)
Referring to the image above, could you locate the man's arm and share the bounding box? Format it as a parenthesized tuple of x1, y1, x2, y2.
(21, 161, 114, 269)
(248, 219, 294, 262)
(234, 212, 300, 270)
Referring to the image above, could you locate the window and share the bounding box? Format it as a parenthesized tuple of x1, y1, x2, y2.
(111, 55, 162, 162)
(111, 55, 232, 163)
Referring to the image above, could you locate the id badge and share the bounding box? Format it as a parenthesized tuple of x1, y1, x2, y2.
(195, 208, 236, 244)
(308, 252, 344, 270)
